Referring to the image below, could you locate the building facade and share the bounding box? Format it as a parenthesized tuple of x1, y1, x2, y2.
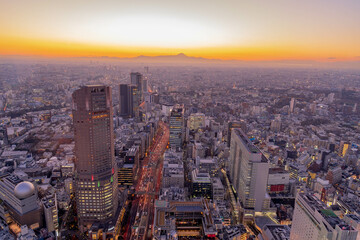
(169, 105, 185, 150)
(229, 128, 270, 212)
(130, 72, 143, 102)
(0, 174, 42, 229)
(119, 84, 133, 118)
(72, 85, 118, 229)
(290, 192, 358, 240)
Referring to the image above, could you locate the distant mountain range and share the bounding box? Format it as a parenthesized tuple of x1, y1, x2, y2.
(1, 53, 359, 69)
(97, 53, 224, 63)
(92, 53, 360, 69)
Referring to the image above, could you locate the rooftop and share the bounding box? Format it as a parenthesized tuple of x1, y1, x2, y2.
(233, 128, 268, 162)
(263, 224, 291, 240)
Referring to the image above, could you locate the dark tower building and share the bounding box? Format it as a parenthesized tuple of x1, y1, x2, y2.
(72, 85, 118, 230)
(119, 84, 133, 118)
(130, 84, 140, 118)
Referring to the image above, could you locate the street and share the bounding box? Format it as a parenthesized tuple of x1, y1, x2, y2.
(123, 122, 169, 240)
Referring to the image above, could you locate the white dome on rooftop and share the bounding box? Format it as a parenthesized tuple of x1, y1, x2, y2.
(14, 181, 35, 199)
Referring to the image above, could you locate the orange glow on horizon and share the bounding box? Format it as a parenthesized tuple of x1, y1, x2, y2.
(0, 36, 358, 62)
(0, 0, 359, 63)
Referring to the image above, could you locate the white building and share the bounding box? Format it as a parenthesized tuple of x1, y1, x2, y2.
(290, 192, 358, 240)
(0, 175, 42, 229)
(267, 168, 290, 194)
(162, 152, 184, 189)
(229, 128, 270, 212)
(343, 215, 360, 240)
(42, 195, 59, 233)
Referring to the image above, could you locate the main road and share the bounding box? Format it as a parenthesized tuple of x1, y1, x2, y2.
(123, 121, 169, 240)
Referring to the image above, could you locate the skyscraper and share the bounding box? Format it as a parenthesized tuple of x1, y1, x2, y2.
(289, 98, 296, 114)
(142, 77, 148, 93)
(119, 84, 133, 118)
(229, 128, 270, 213)
(72, 85, 118, 230)
(130, 84, 140, 118)
(169, 105, 184, 150)
(130, 72, 143, 102)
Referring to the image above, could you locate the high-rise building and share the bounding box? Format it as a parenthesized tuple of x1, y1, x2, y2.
(42, 195, 58, 233)
(130, 85, 140, 118)
(289, 98, 296, 114)
(142, 77, 148, 93)
(229, 128, 270, 212)
(169, 105, 185, 150)
(130, 72, 143, 102)
(290, 192, 358, 240)
(72, 85, 118, 229)
(227, 121, 247, 147)
(119, 84, 133, 118)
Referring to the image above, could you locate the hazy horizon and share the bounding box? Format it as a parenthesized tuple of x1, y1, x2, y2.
(1, 0, 359, 62)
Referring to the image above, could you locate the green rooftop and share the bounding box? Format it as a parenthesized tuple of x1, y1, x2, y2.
(320, 209, 337, 217)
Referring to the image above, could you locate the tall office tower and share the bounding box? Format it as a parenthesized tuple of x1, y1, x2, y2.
(119, 84, 133, 118)
(290, 192, 358, 240)
(130, 85, 140, 118)
(130, 72, 143, 101)
(142, 77, 148, 93)
(289, 98, 296, 114)
(169, 105, 185, 150)
(229, 128, 270, 212)
(72, 86, 118, 229)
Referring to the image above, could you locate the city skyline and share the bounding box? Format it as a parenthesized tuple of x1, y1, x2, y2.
(0, 64, 359, 239)
(1, 0, 360, 62)
(0, 1, 359, 239)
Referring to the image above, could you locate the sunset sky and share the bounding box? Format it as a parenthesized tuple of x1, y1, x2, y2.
(1, 0, 360, 61)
